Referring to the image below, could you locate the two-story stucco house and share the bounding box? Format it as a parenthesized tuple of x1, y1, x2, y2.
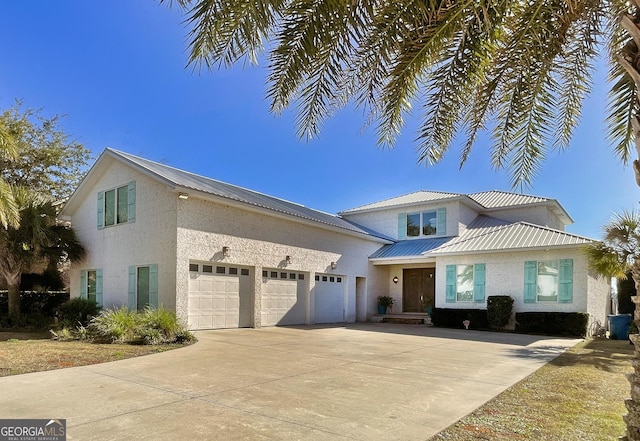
(60, 149, 610, 331)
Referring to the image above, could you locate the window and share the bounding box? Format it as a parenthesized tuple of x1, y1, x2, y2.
(446, 264, 486, 303)
(524, 260, 573, 303)
(98, 181, 136, 229)
(203, 265, 213, 273)
(128, 264, 158, 311)
(399, 208, 446, 239)
(216, 266, 226, 274)
(229, 267, 238, 275)
(241, 268, 249, 276)
(80, 269, 102, 306)
(189, 264, 199, 272)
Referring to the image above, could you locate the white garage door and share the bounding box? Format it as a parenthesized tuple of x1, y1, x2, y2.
(261, 270, 306, 326)
(188, 263, 251, 330)
(314, 274, 345, 324)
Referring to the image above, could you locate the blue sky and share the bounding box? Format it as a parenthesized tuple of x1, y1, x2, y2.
(1, 1, 637, 239)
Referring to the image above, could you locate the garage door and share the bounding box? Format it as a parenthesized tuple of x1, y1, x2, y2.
(314, 274, 345, 324)
(188, 263, 251, 330)
(261, 270, 306, 326)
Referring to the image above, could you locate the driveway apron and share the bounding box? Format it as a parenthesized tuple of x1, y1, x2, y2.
(0, 324, 579, 440)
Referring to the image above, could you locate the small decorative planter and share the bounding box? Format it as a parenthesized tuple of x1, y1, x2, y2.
(377, 296, 394, 315)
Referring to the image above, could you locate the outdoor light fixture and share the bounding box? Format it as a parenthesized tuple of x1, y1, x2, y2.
(285, 255, 292, 265)
(222, 246, 230, 257)
(331, 261, 337, 269)
(393, 276, 399, 284)
(178, 192, 189, 200)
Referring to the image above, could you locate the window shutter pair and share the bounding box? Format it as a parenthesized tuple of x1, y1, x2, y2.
(445, 264, 486, 303)
(128, 264, 158, 310)
(79, 269, 103, 306)
(97, 181, 135, 229)
(397, 208, 446, 239)
(523, 260, 573, 303)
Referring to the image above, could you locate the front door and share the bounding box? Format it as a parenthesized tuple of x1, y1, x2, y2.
(403, 268, 435, 313)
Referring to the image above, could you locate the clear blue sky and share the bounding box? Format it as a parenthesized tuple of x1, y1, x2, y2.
(0, 1, 637, 239)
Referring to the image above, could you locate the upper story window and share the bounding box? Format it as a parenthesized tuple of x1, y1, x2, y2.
(399, 208, 446, 239)
(98, 181, 136, 229)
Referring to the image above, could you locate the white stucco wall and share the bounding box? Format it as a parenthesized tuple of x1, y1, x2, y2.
(68, 159, 178, 311)
(174, 195, 387, 326)
(433, 247, 609, 326)
(342, 201, 461, 240)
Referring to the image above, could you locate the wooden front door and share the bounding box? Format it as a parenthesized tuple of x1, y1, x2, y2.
(402, 268, 435, 313)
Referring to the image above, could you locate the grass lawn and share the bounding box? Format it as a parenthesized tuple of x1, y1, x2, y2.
(430, 338, 634, 440)
(0, 330, 185, 377)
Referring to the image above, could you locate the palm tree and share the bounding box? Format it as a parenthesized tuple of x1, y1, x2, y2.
(0, 188, 84, 319)
(0, 120, 18, 228)
(165, 0, 640, 190)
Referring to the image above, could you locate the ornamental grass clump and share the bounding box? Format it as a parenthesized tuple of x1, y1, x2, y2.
(139, 306, 195, 344)
(89, 306, 140, 344)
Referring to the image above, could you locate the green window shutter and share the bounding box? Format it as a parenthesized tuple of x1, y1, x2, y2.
(437, 208, 446, 236)
(127, 181, 136, 222)
(558, 259, 573, 303)
(473, 263, 486, 303)
(149, 264, 158, 308)
(128, 266, 137, 310)
(398, 213, 407, 240)
(524, 261, 537, 303)
(97, 191, 104, 230)
(445, 265, 456, 303)
(80, 270, 87, 300)
(95, 268, 103, 307)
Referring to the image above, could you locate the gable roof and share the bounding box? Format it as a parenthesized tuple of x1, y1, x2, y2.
(61, 149, 392, 242)
(369, 215, 593, 260)
(339, 190, 572, 224)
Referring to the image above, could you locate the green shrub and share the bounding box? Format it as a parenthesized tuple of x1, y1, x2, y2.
(377, 296, 394, 308)
(515, 312, 589, 337)
(140, 306, 195, 344)
(56, 297, 102, 327)
(486, 296, 514, 330)
(89, 307, 141, 344)
(88, 306, 195, 345)
(431, 308, 489, 330)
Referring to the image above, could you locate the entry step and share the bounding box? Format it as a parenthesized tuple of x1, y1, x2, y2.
(370, 313, 432, 326)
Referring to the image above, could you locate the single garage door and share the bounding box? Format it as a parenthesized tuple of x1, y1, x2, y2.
(314, 274, 345, 324)
(188, 263, 251, 330)
(261, 270, 306, 326)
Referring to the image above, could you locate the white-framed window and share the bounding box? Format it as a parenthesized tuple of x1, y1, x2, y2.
(524, 259, 573, 303)
(399, 208, 446, 239)
(445, 263, 486, 303)
(98, 181, 136, 229)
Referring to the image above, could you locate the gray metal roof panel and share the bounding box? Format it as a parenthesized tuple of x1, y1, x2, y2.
(108, 149, 390, 240)
(339, 190, 462, 214)
(369, 237, 455, 259)
(466, 190, 550, 208)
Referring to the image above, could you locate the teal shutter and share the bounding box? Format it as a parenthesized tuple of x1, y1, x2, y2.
(97, 191, 104, 230)
(398, 213, 407, 240)
(127, 181, 136, 222)
(524, 261, 537, 303)
(437, 208, 446, 236)
(473, 263, 486, 303)
(95, 269, 103, 307)
(558, 259, 573, 303)
(128, 266, 137, 310)
(149, 264, 158, 307)
(445, 265, 456, 303)
(80, 270, 87, 299)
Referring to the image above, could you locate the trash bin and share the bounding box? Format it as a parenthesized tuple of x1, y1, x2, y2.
(608, 314, 632, 340)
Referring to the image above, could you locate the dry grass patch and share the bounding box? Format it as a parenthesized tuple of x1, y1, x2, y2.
(431, 338, 634, 441)
(0, 332, 183, 377)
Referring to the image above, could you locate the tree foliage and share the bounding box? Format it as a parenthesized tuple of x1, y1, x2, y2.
(0, 101, 91, 201)
(164, 0, 637, 189)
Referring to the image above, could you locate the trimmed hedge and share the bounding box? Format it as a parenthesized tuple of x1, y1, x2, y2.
(487, 296, 514, 330)
(0, 291, 69, 317)
(515, 312, 589, 337)
(431, 308, 489, 330)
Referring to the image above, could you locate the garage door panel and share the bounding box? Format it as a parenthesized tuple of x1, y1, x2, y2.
(261, 272, 306, 326)
(314, 275, 345, 324)
(188, 264, 251, 330)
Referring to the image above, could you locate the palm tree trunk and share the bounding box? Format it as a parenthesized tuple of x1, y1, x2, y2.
(7, 282, 20, 319)
(624, 259, 640, 440)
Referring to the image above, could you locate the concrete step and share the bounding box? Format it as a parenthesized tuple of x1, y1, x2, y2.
(370, 313, 433, 326)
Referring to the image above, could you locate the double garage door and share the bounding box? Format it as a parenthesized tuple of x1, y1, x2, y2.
(188, 263, 251, 330)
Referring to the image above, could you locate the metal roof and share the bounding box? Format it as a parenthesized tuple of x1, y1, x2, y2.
(339, 191, 462, 214)
(467, 191, 550, 208)
(369, 215, 593, 260)
(369, 237, 454, 259)
(105, 149, 392, 241)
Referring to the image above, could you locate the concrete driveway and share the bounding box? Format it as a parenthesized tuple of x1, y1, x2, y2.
(0, 324, 579, 440)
